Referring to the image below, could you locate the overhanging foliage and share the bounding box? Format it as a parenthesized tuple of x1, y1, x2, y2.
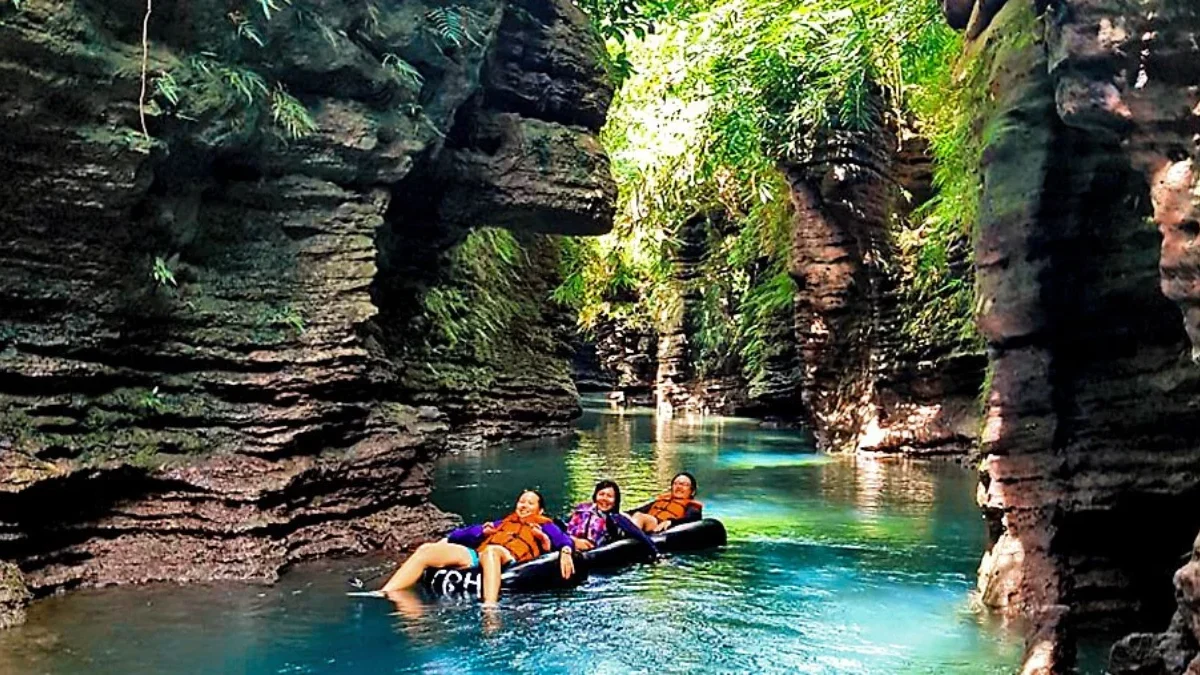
(563, 0, 982, 386)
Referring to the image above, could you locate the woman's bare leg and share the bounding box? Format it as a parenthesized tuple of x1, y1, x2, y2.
(380, 541, 475, 592)
(629, 512, 660, 532)
(480, 545, 515, 604)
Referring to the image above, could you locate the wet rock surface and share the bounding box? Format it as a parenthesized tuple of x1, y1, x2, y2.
(591, 319, 658, 407)
(0, 562, 30, 630)
(0, 0, 613, 598)
(783, 122, 983, 458)
(1110, 534, 1200, 675)
(938, 0, 1200, 670)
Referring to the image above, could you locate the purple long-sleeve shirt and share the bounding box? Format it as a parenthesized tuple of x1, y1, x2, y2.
(446, 519, 573, 553)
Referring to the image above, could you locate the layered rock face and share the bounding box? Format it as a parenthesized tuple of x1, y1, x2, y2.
(654, 214, 706, 413)
(588, 213, 785, 417)
(0, 562, 30, 630)
(1049, 0, 1200, 670)
(1111, 533, 1200, 674)
(943, 0, 1200, 670)
(0, 0, 614, 622)
(590, 318, 657, 406)
(783, 125, 985, 457)
(653, 214, 759, 416)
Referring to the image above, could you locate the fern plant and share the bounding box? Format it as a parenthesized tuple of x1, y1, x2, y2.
(382, 53, 424, 90)
(153, 71, 180, 106)
(230, 11, 265, 47)
(419, 227, 527, 359)
(425, 5, 488, 48)
(169, 55, 316, 140)
(139, 387, 167, 413)
(293, 6, 343, 48)
(269, 85, 318, 139)
(263, 305, 306, 335)
(219, 65, 268, 106)
(152, 256, 178, 287)
(364, 2, 384, 37)
(255, 0, 290, 21)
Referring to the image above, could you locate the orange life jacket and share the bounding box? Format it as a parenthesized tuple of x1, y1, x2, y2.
(646, 494, 702, 522)
(478, 512, 552, 563)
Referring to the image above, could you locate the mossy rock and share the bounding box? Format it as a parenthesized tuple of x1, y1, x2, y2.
(0, 561, 31, 630)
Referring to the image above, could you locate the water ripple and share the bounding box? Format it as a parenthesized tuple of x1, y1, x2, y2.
(0, 406, 1029, 675)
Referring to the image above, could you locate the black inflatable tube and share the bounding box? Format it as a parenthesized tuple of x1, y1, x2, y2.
(419, 518, 726, 598)
(420, 550, 588, 598)
(584, 517, 727, 570)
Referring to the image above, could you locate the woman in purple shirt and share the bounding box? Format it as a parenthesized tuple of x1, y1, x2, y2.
(565, 480, 659, 557)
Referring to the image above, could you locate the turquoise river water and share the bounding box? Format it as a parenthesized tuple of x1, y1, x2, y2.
(0, 395, 1036, 674)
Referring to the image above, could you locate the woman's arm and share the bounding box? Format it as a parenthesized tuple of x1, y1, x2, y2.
(610, 513, 659, 557)
(445, 520, 497, 547)
(542, 522, 574, 552)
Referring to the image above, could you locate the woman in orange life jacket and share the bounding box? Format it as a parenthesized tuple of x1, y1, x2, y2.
(379, 489, 574, 604)
(627, 472, 703, 533)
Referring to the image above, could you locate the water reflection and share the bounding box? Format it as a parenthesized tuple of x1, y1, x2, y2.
(428, 396, 1024, 672)
(0, 395, 1025, 674)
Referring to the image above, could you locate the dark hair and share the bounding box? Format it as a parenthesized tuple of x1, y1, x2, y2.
(519, 489, 546, 513)
(673, 472, 697, 496)
(592, 480, 622, 512)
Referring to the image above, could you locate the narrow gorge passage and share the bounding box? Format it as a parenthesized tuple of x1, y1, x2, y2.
(1, 398, 1026, 674)
(2, 0, 1200, 672)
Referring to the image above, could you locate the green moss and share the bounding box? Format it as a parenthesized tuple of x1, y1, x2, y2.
(529, 132, 553, 171)
(897, 0, 1041, 355)
(76, 125, 161, 155)
(0, 408, 34, 446)
(403, 232, 573, 398)
(418, 227, 529, 361)
(0, 386, 214, 470)
(65, 423, 208, 469)
(261, 304, 306, 336)
(977, 360, 995, 417)
(83, 405, 132, 430)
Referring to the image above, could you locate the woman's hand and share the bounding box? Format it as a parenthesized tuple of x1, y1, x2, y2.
(571, 536, 595, 551)
(482, 522, 497, 536)
(559, 547, 575, 579)
(653, 519, 673, 533)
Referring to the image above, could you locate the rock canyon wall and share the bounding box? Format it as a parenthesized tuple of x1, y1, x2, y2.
(0, 0, 615, 627)
(936, 0, 1200, 671)
(783, 125, 986, 458)
(583, 0, 1200, 669)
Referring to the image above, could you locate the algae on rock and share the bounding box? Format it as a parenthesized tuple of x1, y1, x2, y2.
(0, 0, 615, 599)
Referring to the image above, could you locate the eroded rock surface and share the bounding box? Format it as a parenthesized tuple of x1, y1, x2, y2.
(783, 121, 984, 458)
(0, 0, 614, 601)
(0, 563, 30, 630)
(591, 318, 658, 407)
(941, 0, 1200, 670)
(1111, 533, 1200, 675)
